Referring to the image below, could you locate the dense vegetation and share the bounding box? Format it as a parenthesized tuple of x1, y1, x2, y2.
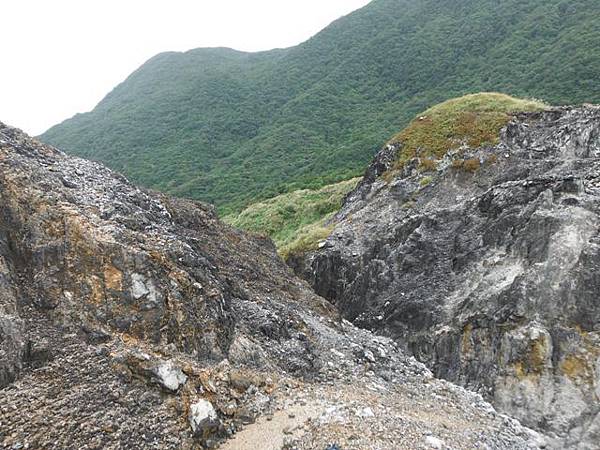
(224, 178, 359, 259)
(388, 93, 547, 171)
(41, 0, 600, 214)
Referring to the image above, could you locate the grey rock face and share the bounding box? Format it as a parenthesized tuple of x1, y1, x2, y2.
(296, 106, 600, 447)
(0, 314, 24, 388)
(0, 121, 341, 448)
(154, 360, 188, 392)
(0, 120, 340, 378)
(0, 229, 25, 388)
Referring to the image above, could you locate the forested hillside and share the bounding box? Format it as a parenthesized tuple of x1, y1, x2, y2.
(41, 0, 600, 213)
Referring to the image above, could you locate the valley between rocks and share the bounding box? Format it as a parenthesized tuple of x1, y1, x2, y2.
(0, 122, 549, 449)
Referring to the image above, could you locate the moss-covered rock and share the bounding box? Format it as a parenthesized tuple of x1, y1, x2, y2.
(389, 93, 547, 170)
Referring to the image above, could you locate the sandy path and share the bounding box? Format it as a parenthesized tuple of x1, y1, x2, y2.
(220, 403, 324, 450)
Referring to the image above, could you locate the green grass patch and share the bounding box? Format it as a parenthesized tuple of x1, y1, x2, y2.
(224, 178, 359, 258)
(388, 93, 547, 171)
(278, 218, 335, 261)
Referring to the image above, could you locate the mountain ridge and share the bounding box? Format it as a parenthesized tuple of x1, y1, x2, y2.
(41, 0, 600, 213)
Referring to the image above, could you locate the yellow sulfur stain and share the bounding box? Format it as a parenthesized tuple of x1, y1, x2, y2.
(461, 323, 473, 355)
(561, 354, 593, 384)
(510, 335, 551, 380)
(104, 265, 123, 291)
(513, 361, 527, 380)
(529, 337, 549, 373)
(88, 274, 105, 304)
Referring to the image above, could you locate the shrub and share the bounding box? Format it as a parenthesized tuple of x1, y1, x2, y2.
(463, 158, 481, 172)
(452, 158, 481, 173)
(486, 154, 499, 165)
(419, 158, 437, 172)
(224, 178, 359, 257)
(279, 220, 334, 260)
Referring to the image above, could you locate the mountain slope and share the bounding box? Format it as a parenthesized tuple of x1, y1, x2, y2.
(41, 0, 600, 213)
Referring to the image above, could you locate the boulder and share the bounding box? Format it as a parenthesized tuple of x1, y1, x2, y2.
(189, 399, 220, 437)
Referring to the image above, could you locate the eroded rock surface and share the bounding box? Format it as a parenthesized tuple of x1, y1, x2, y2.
(0, 123, 545, 448)
(295, 106, 600, 448)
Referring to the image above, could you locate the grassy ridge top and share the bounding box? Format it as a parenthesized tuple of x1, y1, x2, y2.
(389, 93, 548, 167)
(228, 93, 549, 258)
(224, 178, 359, 259)
(41, 0, 600, 214)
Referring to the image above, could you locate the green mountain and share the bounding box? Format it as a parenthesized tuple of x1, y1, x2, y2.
(41, 0, 600, 214)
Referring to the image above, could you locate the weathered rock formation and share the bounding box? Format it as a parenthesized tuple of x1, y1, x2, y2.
(0, 122, 545, 449)
(0, 120, 345, 383)
(294, 106, 600, 449)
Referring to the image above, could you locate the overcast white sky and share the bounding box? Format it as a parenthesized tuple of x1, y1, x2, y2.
(0, 0, 371, 136)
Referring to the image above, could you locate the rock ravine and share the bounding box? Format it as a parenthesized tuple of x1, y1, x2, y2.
(294, 106, 600, 449)
(0, 122, 549, 449)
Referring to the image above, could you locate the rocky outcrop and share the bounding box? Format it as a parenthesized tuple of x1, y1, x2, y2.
(0, 122, 547, 449)
(2, 118, 367, 372)
(0, 315, 24, 388)
(295, 106, 600, 448)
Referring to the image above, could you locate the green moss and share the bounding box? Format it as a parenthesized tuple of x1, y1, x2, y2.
(224, 178, 359, 258)
(388, 93, 547, 171)
(419, 176, 433, 187)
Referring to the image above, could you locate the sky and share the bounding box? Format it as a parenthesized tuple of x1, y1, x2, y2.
(0, 0, 371, 136)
